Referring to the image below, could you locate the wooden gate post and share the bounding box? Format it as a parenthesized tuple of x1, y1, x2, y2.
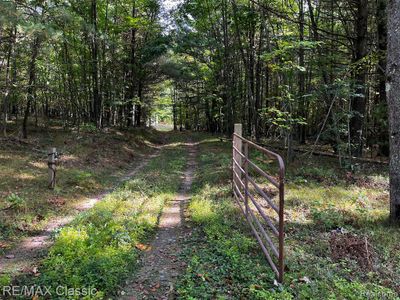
(48, 147, 57, 189)
(234, 124, 243, 182)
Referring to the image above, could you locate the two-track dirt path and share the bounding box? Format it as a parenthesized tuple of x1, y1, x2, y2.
(121, 141, 198, 300)
(0, 150, 161, 275)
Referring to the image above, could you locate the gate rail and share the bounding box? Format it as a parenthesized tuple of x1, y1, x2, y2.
(232, 124, 285, 283)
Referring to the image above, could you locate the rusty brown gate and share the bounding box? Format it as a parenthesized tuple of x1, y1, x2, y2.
(232, 124, 285, 283)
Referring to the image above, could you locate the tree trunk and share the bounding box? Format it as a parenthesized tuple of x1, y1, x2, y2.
(387, 0, 400, 221)
(135, 81, 142, 127)
(377, 0, 387, 104)
(91, 0, 101, 128)
(375, 0, 388, 152)
(298, 0, 306, 144)
(22, 36, 41, 139)
(2, 28, 16, 137)
(127, 2, 137, 128)
(254, 13, 265, 141)
(350, 0, 368, 157)
(173, 85, 178, 130)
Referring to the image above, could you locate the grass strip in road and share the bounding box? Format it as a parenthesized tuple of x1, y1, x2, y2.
(9, 135, 188, 299)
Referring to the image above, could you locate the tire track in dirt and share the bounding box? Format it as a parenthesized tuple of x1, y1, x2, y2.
(121, 141, 198, 300)
(0, 149, 161, 275)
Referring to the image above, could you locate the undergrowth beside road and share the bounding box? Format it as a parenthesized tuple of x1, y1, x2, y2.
(176, 135, 399, 299)
(0, 123, 162, 258)
(5, 132, 189, 299)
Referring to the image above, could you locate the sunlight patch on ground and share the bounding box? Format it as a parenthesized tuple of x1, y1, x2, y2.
(14, 173, 36, 180)
(29, 161, 47, 169)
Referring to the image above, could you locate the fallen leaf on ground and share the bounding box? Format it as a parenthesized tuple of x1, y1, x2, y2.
(48, 197, 66, 207)
(135, 243, 151, 251)
(150, 283, 161, 292)
(0, 242, 9, 249)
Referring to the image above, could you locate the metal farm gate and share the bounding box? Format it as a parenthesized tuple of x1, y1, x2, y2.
(232, 124, 285, 283)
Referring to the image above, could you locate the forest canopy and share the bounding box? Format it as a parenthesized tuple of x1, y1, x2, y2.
(0, 0, 392, 160)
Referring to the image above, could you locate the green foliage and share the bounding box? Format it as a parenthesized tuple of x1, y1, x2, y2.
(290, 166, 338, 184)
(80, 123, 98, 133)
(260, 107, 307, 131)
(36, 135, 188, 298)
(38, 199, 141, 298)
(0, 274, 11, 287)
(65, 170, 98, 192)
(5, 193, 26, 210)
(311, 207, 346, 230)
(189, 198, 217, 224)
(262, 40, 322, 72)
(150, 80, 174, 124)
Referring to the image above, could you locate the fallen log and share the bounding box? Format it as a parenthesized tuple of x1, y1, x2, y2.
(262, 144, 389, 165)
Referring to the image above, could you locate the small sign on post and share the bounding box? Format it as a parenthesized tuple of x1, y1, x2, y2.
(48, 147, 57, 189)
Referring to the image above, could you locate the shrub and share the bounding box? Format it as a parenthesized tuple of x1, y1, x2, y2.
(38, 199, 143, 298)
(5, 193, 26, 210)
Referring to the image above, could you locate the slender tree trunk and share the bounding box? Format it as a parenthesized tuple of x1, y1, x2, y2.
(173, 85, 178, 130)
(376, 0, 388, 152)
(387, 0, 400, 221)
(350, 0, 368, 157)
(22, 37, 41, 139)
(91, 0, 101, 128)
(377, 0, 387, 104)
(127, 2, 137, 128)
(135, 81, 142, 127)
(2, 29, 15, 137)
(222, 0, 234, 133)
(254, 13, 265, 141)
(298, 0, 306, 144)
(248, 2, 257, 138)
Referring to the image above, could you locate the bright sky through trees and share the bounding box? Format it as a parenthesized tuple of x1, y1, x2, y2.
(163, 0, 182, 10)
(160, 0, 183, 30)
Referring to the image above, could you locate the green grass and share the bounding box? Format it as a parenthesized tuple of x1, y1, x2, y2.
(23, 133, 189, 299)
(176, 136, 399, 299)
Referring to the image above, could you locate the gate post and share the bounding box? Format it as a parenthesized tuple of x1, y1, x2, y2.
(234, 124, 243, 182)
